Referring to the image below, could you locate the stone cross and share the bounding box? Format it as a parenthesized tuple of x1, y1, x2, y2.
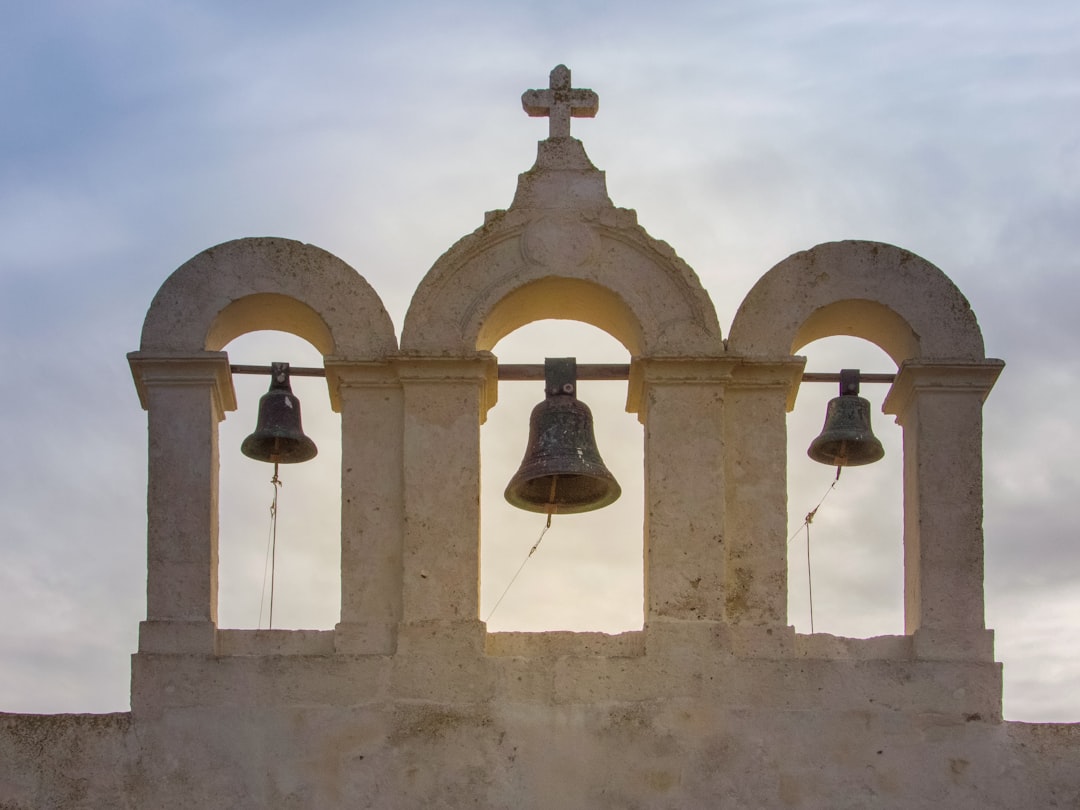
(522, 65, 599, 138)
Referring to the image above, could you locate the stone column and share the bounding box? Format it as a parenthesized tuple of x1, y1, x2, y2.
(325, 360, 403, 654)
(628, 358, 732, 624)
(883, 359, 1004, 660)
(127, 352, 236, 654)
(722, 359, 805, 632)
(396, 355, 497, 652)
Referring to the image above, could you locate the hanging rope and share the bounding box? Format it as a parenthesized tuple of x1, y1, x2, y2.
(805, 511, 815, 634)
(787, 466, 841, 546)
(258, 463, 283, 630)
(484, 477, 558, 623)
(787, 466, 842, 634)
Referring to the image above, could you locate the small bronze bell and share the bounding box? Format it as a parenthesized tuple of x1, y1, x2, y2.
(505, 357, 621, 514)
(241, 362, 318, 464)
(807, 369, 884, 467)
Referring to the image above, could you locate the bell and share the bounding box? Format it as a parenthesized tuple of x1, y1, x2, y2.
(807, 369, 884, 467)
(241, 362, 318, 464)
(504, 358, 621, 514)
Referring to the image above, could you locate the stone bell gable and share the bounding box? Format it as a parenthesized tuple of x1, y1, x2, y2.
(729, 239, 1004, 657)
(0, 65, 1076, 810)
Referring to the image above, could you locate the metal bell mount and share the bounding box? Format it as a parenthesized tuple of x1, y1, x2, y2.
(504, 357, 621, 514)
(241, 362, 318, 464)
(807, 368, 884, 467)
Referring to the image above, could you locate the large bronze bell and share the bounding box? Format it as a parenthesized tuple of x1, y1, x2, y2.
(504, 358, 621, 514)
(807, 369, 884, 467)
(241, 362, 318, 464)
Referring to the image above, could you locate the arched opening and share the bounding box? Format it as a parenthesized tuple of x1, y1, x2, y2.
(786, 335, 902, 637)
(217, 330, 341, 629)
(480, 320, 644, 632)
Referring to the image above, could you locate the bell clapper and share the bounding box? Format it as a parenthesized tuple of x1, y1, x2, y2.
(544, 475, 558, 528)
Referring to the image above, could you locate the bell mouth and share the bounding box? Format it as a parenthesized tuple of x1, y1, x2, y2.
(807, 437, 884, 467)
(241, 432, 318, 464)
(504, 470, 622, 514)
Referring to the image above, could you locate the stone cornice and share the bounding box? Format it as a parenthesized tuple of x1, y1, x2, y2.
(626, 356, 734, 416)
(127, 351, 237, 417)
(724, 357, 808, 412)
(395, 353, 499, 421)
(323, 358, 399, 413)
(882, 358, 1005, 418)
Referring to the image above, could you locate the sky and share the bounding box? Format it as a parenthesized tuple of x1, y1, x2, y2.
(1, 1, 1078, 722)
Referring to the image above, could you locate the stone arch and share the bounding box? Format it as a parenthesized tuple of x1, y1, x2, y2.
(475, 277, 643, 357)
(400, 214, 723, 358)
(130, 236, 401, 656)
(139, 236, 397, 357)
(727, 240, 985, 363)
(723, 240, 1002, 657)
(397, 211, 729, 630)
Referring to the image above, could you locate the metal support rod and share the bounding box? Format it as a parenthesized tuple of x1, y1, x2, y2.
(802, 372, 895, 384)
(230, 364, 327, 377)
(229, 364, 896, 384)
(499, 363, 630, 381)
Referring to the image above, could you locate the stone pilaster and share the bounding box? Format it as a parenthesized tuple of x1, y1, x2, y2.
(628, 357, 732, 622)
(397, 355, 497, 634)
(883, 359, 1004, 660)
(325, 360, 403, 654)
(722, 358, 806, 628)
(128, 351, 236, 653)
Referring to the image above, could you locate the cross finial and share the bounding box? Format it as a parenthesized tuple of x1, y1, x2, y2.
(522, 65, 599, 139)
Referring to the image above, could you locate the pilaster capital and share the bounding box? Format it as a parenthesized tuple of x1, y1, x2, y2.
(626, 355, 734, 418)
(395, 353, 499, 420)
(724, 357, 807, 412)
(882, 359, 1005, 419)
(323, 358, 399, 413)
(127, 351, 237, 419)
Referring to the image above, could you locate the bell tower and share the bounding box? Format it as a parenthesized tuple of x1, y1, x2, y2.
(5, 65, 1076, 810)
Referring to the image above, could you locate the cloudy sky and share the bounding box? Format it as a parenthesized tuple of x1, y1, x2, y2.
(1, 1, 1078, 723)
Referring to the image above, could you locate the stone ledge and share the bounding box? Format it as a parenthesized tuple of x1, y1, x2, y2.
(335, 621, 398, 655)
(795, 632, 914, 660)
(217, 629, 336, 657)
(129, 648, 1001, 720)
(485, 630, 645, 658)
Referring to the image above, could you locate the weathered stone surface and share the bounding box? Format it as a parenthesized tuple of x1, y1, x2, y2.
(1, 705, 1076, 809)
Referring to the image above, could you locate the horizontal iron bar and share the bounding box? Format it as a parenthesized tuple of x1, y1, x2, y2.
(497, 363, 631, 381)
(230, 364, 896, 383)
(802, 372, 896, 384)
(230, 364, 328, 377)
